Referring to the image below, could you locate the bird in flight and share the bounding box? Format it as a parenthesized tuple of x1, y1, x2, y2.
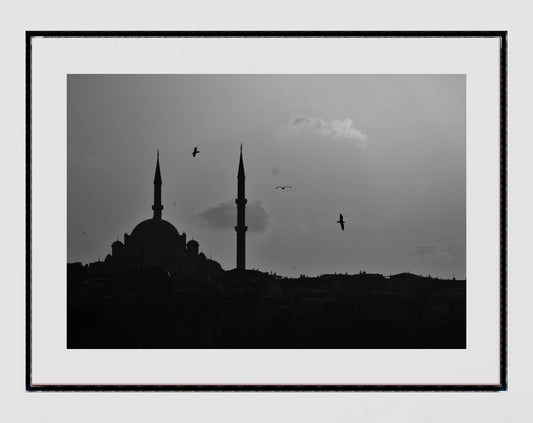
(337, 213, 345, 231)
(275, 185, 293, 190)
(192, 147, 200, 157)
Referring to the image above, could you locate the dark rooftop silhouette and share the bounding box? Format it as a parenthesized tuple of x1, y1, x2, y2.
(68, 148, 465, 349)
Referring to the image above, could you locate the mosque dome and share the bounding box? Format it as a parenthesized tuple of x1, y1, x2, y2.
(130, 218, 181, 245)
(111, 240, 124, 248)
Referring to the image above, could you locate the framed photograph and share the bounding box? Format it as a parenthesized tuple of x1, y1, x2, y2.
(26, 31, 506, 391)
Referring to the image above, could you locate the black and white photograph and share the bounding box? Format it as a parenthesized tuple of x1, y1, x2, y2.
(8, 0, 533, 417)
(67, 74, 467, 349)
(7, 0, 533, 418)
(26, 32, 506, 392)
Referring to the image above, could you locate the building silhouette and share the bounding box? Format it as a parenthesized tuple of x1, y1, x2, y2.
(68, 150, 466, 350)
(235, 144, 247, 270)
(105, 152, 221, 276)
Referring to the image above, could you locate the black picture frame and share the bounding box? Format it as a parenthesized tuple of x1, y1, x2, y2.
(26, 30, 507, 392)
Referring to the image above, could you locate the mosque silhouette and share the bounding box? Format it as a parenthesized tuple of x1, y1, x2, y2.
(67, 147, 466, 349)
(103, 151, 223, 278)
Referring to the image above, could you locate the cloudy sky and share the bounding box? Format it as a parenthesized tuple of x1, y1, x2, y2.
(68, 74, 465, 279)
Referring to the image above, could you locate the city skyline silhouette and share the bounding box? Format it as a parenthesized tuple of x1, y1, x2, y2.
(67, 146, 465, 349)
(68, 74, 466, 279)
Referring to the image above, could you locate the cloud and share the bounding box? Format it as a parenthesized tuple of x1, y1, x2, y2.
(289, 115, 367, 145)
(409, 242, 452, 262)
(196, 199, 270, 232)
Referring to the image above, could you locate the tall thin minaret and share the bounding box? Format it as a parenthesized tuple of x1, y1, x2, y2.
(235, 144, 247, 270)
(152, 151, 163, 220)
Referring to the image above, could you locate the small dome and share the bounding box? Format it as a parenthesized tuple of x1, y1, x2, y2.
(187, 239, 199, 247)
(112, 240, 123, 247)
(130, 218, 181, 244)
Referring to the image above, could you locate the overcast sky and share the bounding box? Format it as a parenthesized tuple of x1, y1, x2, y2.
(68, 74, 465, 279)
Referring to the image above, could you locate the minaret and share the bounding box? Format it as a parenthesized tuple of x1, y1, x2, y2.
(235, 144, 247, 270)
(152, 151, 163, 220)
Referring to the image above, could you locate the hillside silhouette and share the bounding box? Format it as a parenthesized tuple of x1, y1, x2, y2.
(67, 149, 465, 349)
(67, 263, 465, 349)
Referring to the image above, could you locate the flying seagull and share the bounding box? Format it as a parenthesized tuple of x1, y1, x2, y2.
(337, 213, 345, 231)
(275, 185, 293, 190)
(192, 146, 200, 157)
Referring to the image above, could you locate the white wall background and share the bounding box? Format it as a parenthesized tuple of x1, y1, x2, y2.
(1, 0, 531, 422)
